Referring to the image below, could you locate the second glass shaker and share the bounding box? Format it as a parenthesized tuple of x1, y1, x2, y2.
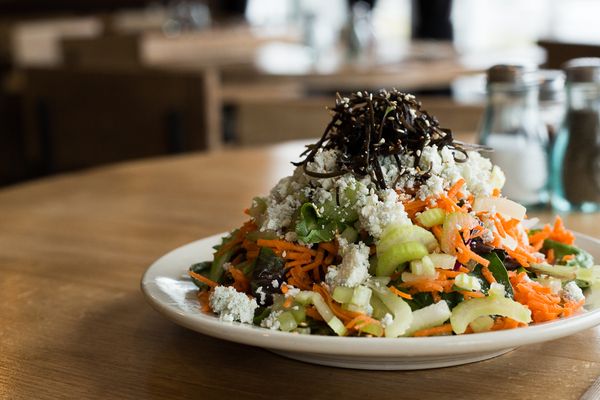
(479, 65, 550, 208)
(551, 58, 600, 212)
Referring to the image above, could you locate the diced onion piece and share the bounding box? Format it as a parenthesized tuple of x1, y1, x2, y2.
(472, 197, 526, 221)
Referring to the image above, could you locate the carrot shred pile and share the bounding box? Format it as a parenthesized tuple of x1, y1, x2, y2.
(510, 272, 584, 323)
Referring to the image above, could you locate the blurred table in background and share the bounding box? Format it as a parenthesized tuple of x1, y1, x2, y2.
(1, 140, 599, 400)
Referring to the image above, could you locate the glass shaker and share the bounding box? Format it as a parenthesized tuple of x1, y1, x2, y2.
(479, 65, 550, 208)
(551, 58, 600, 212)
(538, 70, 566, 146)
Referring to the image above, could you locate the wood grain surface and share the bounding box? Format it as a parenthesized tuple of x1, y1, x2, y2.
(1, 141, 599, 400)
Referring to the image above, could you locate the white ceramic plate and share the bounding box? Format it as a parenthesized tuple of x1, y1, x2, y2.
(141, 232, 600, 370)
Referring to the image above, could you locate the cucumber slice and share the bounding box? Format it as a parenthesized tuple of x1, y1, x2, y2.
(450, 293, 532, 334)
(416, 208, 446, 227)
(405, 301, 451, 336)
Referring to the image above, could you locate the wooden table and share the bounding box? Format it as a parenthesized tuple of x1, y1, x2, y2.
(2, 141, 599, 400)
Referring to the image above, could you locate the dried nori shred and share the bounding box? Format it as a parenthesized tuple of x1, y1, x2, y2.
(293, 89, 485, 190)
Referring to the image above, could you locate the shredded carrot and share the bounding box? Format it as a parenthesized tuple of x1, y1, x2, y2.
(460, 291, 486, 299)
(389, 286, 413, 300)
(305, 306, 324, 321)
(455, 236, 490, 267)
(547, 248, 555, 264)
(492, 188, 501, 197)
(346, 315, 382, 332)
(413, 323, 453, 337)
(257, 239, 317, 256)
(447, 178, 465, 199)
(491, 317, 524, 331)
(189, 270, 218, 288)
(481, 266, 497, 284)
(312, 284, 361, 324)
(228, 267, 250, 293)
(281, 284, 289, 294)
(283, 296, 294, 309)
(197, 290, 212, 312)
(562, 254, 575, 262)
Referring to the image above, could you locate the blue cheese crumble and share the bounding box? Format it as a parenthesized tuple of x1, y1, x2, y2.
(209, 286, 258, 323)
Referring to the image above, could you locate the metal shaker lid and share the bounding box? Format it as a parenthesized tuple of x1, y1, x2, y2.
(563, 58, 600, 83)
(487, 65, 525, 83)
(538, 69, 565, 102)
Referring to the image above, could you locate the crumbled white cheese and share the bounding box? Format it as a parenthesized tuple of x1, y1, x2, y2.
(358, 189, 409, 238)
(562, 281, 585, 302)
(260, 310, 282, 330)
(284, 285, 301, 298)
(326, 238, 371, 288)
(209, 286, 258, 324)
(271, 279, 280, 288)
(255, 286, 267, 305)
(380, 313, 394, 328)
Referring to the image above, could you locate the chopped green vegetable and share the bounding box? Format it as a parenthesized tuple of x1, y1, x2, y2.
(376, 241, 429, 276)
(295, 203, 338, 244)
(484, 252, 514, 298)
(450, 291, 532, 334)
(543, 239, 593, 269)
(405, 301, 451, 336)
(189, 261, 212, 289)
(416, 207, 446, 227)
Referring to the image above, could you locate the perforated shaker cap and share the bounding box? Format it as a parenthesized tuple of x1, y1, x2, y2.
(564, 58, 600, 83)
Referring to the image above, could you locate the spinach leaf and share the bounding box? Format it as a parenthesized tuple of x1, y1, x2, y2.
(404, 292, 434, 311)
(250, 247, 286, 305)
(543, 239, 594, 269)
(295, 202, 338, 244)
(484, 252, 514, 298)
(189, 261, 212, 289)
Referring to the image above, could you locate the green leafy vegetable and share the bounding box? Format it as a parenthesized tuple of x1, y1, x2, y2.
(484, 253, 514, 298)
(295, 202, 338, 244)
(543, 239, 593, 269)
(189, 261, 212, 289)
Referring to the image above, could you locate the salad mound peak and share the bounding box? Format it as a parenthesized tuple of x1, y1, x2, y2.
(188, 90, 597, 338)
(294, 88, 483, 190)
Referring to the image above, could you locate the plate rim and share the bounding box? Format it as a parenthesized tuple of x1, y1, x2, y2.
(141, 231, 600, 358)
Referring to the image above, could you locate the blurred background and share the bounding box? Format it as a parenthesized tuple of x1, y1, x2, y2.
(2, 0, 600, 188)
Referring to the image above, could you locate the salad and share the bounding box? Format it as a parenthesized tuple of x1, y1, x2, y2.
(189, 89, 599, 338)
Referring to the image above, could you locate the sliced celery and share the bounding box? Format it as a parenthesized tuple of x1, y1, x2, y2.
(428, 253, 457, 270)
(376, 241, 428, 277)
(369, 292, 391, 320)
(277, 311, 298, 332)
(378, 224, 438, 254)
(370, 285, 413, 337)
(340, 226, 359, 243)
(416, 208, 446, 227)
(350, 286, 372, 308)
(450, 293, 531, 334)
(440, 212, 477, 254)
(290, 305, 306, 323)
(469, 315, 494, 333)
(332, 286, 354, 304)
(311, 292, 347, 336)
(410, 255, 436, 277)
(405, 301, 451, 336)
(454, 273, 482, 292)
